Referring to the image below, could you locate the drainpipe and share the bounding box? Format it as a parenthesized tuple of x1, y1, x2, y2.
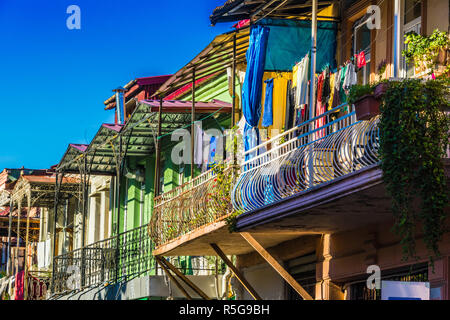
(113, 87, 127, 124)
(393, 0, 401, 78)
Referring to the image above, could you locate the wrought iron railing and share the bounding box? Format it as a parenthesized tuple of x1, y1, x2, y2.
(232, 104, 380, 212)
(150, 166, 236, 247)
(51, 224, 154, 295)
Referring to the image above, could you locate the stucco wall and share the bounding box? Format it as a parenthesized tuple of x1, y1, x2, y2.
(427, 0, 449, 34)
(237, 263, 286, 300)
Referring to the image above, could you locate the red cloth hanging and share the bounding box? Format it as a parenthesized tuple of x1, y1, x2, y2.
(15, 271, 24, 300)
(357, 51, 367, 68)
(315, 73, 326, 139)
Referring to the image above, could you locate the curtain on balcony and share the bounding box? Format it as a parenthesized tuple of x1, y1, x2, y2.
(258, 18, 337, 73)
(242, 25, 270, 161)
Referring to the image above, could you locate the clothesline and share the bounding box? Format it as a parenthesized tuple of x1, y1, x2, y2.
(156, 104, 228, 140)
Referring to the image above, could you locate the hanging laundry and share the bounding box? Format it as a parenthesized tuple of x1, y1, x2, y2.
(321, 67, 331, 109)
(193, 121, 203, 167)
(343, 62, 357, 90)
(315, 72, 326, 138)
(292, 63, 299, 88)
(208, 136, 217, 167)
(260, 72, 290, 136)
(328, 72, 336, 110)
(294, 55, 310, 108)
(284, 80, 296, 131)
(202, 132, 210, 173)
(357, 51, 367, 69)
(15, 271, 24, 300)
(262, 78, 274, 127)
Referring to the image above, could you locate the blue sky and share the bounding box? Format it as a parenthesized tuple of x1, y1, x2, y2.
(0, 0, 233, 169)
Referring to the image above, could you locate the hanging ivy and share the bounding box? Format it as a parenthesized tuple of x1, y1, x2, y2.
(379, 78, 450, 263)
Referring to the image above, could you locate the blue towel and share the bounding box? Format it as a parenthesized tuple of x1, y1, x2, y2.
(262, 78, 274, 127)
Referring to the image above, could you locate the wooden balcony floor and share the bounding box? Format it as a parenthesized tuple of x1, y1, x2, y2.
(152, 218, 312, 256)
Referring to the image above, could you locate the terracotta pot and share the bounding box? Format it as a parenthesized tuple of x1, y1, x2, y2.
(436, 48, 448, 65)
(374, 82, 388, 99)
(354, 94, 380, 121)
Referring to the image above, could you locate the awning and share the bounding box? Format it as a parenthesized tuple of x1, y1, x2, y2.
(154, 27, 250, 97)
(139, 99, 232, 114)
(210, 0, 338, 25)
(11, 175, 80, 208)
(103, 75, 172, 110)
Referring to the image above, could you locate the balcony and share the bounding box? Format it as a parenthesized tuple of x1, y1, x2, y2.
(150, 166, 236, 248)
(51, 224, 154, 295)
(232, 104, 380, 213)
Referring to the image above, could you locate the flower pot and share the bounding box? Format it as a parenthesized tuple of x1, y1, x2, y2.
(374, 82, 388, 99)
(436, 48, 448, 65)
(354, 94, 380, 121)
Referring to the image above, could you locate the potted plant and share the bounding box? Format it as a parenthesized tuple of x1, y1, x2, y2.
(348, 83, 380, 121)
(403, 29, 450, 76)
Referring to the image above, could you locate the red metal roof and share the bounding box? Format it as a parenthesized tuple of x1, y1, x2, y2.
(69, 144, 89, 153)
(21, 175, 79, 185)
(0, 208, 9, 217)
(105, 75, 172, 110)
(139, 99, 232, 114)
(136, 75, 172, 86)
(102, 123, 124, 133)
(164, 74, 216, 100)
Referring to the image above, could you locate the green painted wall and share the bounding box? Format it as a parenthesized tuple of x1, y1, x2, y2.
(110, 71, 235, 276)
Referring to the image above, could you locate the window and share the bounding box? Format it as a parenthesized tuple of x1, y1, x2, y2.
(404, 0, 421, 25)
(353, 15, 372, 85)
(348, 263, 428, 300)
(286, 253, 317, 300)
(401, 0, 422, 78)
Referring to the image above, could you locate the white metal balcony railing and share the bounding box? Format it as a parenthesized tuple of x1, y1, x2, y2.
(232, 103, 381, 212)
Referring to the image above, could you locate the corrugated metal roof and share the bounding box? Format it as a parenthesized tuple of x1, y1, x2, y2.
(154, 27, 249, 97)
(139, 99, 232, 114)
(210, 0, 338, 25)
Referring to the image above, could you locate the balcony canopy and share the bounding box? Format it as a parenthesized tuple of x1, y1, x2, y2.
(154, 27, 250, 97)
(210, 0, 338, 25)
(56, 99, 231, 175)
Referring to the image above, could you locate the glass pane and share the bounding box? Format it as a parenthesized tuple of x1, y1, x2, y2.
(355, 23, 371, 53)
(404, 0, 421, 25)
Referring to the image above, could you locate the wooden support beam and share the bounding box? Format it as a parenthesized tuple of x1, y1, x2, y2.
(159, 256, 211, 300)
(210, 243, 262, 301)
(240, 232, 314, 300)
(155, 257, 192, 300)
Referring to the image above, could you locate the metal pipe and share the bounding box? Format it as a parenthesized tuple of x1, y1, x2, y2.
(23, 194, 31, 300)
(51, 172, 63, 292)
(393, 0, 401, 78)
(6, 198, 13, 275)
(231, 33, 237, 127)
(191, 67, 196, 179)
(308, 0, 318, 187)
(16, 199, 21, 275)
(154, 97, 163, 197)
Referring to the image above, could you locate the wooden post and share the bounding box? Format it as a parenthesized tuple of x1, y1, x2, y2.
(6, 198, 13, 275)
(24, 194, 31, 300)
(154, 96, 163, 197)
(16, 199, 21, 275)
(159, 256, 211, 300)
(191, 67, 196, 179)
(240, 232, 313, 300)
(51, 172, 62, 292)
(210, 243, 262, 300)
(155, 256, 192, 300)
